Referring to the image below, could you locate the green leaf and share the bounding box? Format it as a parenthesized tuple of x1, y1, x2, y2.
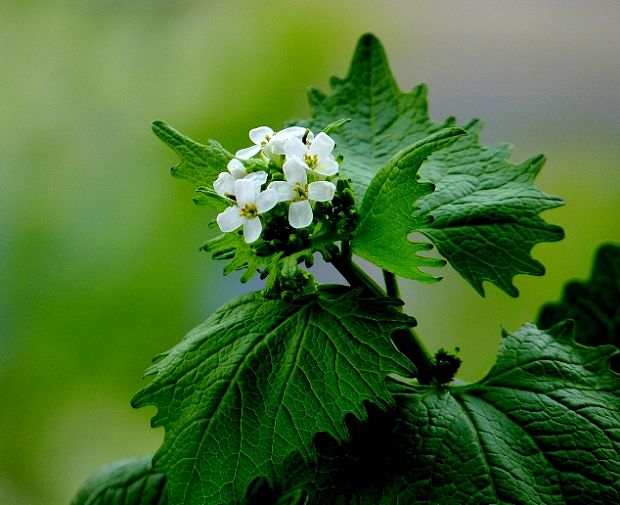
(273, 323, 620, 504)
(132, 287, 415, 505)
(415, 121, 565, 296)
(152, 120, 232, 187)
(382, 323, 620, 504)
(71, 456, 167, 505)
(351, 128, 466, 283)
(307, 34, 451, 201)
(307, 33, 563, 295)
(539, 243, 620, 350)
(193, 186, 229, 212)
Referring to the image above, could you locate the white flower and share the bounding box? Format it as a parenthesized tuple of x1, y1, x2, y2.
(235, 126, 306, 160)
(216, 179, 277, 243)
(268, 159, 336, 229)
(283, 131, 339, 176)
(213, 159, 267, 199)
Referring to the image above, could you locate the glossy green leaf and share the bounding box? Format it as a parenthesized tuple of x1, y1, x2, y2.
(415, 121, 564, 296)
(273, 323, 620, 504)
(132, 287, 415, 504)
(539, 243, 620, 349)
(383, 322, 620, 504)
(351, 128, 466, 283)
(308, 33, 563, 295)
(307, 34, 451, 201)
(71, 456, 167, 505)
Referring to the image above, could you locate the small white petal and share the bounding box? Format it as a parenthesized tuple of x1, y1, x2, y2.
(288, 200, 313, 229)
(243, 217, 262, 243)
(305, 130, 315, 144)
(316, 156, 339, 176)
(283, 137, 308, 158)
(235, 145, 261, 159)
(255, 188, 278, 213)
(308, 181, 336, 202)
(310, 132, 335, 157)
(227, 159, 247, 179)
(245, 170, 268, 185)
(279, 126, 307, 137)
(268, 181, 295, 202)
(213, 172, 236, 197)
(269, 126, 306, 154)
(248, 126, 274, 144)
(235, 179, 260, 207)
(283, 158, 307, 186)
(217, 206, 244, 232)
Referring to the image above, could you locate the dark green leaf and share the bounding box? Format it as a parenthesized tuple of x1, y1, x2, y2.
(307, 34, 451, 201)
(351, 128, 466, 283)
(382, 322, 620, 504)
(415, 121, 565, 296)
(539, 243, 620, 350)
(152, 120, 232, 187)
(71, 456, 167, 505)
(307, 33, 563, 295)
(132, 287, 415, 504)
(272, 323, 620, 504)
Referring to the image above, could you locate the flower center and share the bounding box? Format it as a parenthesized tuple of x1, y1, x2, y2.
(293, 182, 308, 201)
(241, 203, 258, 218)
(260, 135, 272, 148)
(304, 153, 319, 169)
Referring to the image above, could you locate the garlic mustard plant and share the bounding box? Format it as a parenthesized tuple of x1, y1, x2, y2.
(73, 34, 620, 505)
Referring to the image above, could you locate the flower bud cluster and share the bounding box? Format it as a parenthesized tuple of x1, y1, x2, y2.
(213, 125, 347, 247)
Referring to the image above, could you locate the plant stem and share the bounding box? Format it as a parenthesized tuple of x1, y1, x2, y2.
(330, 253, 384, 298)
(383, 270, 401, 299)
(381, 270, 433, 383)
(330, 250, 434, 384)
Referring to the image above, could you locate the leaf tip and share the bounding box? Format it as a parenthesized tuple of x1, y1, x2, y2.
(546, 319, 576, 341)
(151, 119, 171, 139)
(358, 32, 381, 49)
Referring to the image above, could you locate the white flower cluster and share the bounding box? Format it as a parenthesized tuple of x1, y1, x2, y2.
(214, 126, 339, 243)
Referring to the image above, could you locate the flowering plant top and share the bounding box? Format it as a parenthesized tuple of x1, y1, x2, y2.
(214, 126, 339, 242)
(72, 34, 620, 505)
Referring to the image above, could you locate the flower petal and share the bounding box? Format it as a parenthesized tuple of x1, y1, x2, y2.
(213, 172, 236, 197)
(248, 126, 274, 144)
(245, 170, 268, 185)
(235, 145, 261, 159)
(288, 200, 313, 229)
(235, 179, 259, 207)
(227, 158, 247, 179)
(243, 217, 262, 243)
(316, 156, 339, 176)
(310, 131, 335, 157)
(283, 157, 308, 186)
(308, 181, 336, 202)
(217, 206, 244, 232)
(255, 188, 278, 213)
(267, 181, 295, 202)
(269, 126, 307, 154)
(283, 137, 308, 158)
(279, 126, 307, 137)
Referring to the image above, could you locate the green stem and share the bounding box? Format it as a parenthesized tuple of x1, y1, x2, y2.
(330, 251, 434, 384)
(330, 253, 384, 298)
(383, 270, 401, 299)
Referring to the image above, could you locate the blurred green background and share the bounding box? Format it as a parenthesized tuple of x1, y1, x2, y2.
(1, 1, 618, 503)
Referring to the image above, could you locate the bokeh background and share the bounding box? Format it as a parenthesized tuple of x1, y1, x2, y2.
(1, 1, 619, 503)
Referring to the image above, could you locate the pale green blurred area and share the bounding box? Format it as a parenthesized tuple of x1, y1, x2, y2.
(1, 1, 618, 503)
